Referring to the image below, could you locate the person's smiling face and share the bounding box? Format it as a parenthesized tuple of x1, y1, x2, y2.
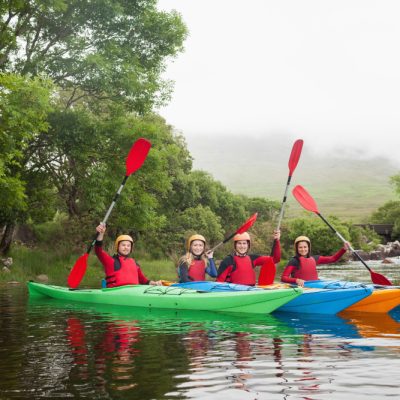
(190, 240, 205, 256)
(235, 240, 249, 255)
(297, 241, 309, 256)
(118, 240, 132, 256)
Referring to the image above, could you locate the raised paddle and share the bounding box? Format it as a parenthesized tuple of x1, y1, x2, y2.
(208, 213, 258, 253)
(67, 138, 152, 288)
(292, 184, 392, 286)
(271, 139, 304, 255)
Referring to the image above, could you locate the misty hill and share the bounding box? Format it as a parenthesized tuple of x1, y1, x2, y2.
(185, 135, 398, 222)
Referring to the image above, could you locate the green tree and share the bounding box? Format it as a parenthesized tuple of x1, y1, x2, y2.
(0, 73, 53, 253)
(284, 215, 381, 260)
(0, 1, 188, 254)
(153, 204, 224, 258)
(0, 0, 187, 113)
(371, 173, 400, 240)
(371, 200, 400, 240)
(285, 216, 350, 257)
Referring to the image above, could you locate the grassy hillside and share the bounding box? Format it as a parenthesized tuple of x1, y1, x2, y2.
(185, 135, 398, 222)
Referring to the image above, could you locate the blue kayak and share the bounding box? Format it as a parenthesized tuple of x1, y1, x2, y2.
(303, 279, 397, 290)
(171, 281, 373, 314)
(276, 286, 372, 314)
(170, 281, 261, 292)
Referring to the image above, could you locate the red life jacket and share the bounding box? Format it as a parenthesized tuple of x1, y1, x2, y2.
(106, 256, 140, 287)
(188, 259, 207, 281)
(228, 255, 256, 285)
(292, 256, 319, 280)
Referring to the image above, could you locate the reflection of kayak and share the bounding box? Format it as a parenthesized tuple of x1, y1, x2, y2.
(340, 311, 400, 338)
(28, 281, 302, 314)
(273, 311, 361, 339)
(28, 297, 298, 338)
(275, 309, 400, 343)
(172, 281, 373, 315)
(304, 280, 400, 313)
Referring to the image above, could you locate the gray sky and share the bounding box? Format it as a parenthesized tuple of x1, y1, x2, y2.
(157, 0, 400, 167)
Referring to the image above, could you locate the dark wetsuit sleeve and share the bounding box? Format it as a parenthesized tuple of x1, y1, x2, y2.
(177, 262, 190, 283)
(136, 262, 150, 284)
(217, 258, 233, 282)
(316, 247, 346, 265)
(281, 257, 300, 284)
(206, 258, 217, 278)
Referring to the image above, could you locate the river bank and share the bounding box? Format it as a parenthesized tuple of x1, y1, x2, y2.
(0, 245, 177, 287)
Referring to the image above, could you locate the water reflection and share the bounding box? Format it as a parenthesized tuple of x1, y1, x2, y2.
(1, 286, 400, 399)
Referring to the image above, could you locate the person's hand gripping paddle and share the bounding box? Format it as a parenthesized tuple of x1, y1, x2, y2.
(67, 138, 151, 289)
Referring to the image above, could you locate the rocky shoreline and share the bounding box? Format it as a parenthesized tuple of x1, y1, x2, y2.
(352, 241, 400, 263)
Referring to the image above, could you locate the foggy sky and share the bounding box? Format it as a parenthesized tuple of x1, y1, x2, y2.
(157, 0, 400, 167)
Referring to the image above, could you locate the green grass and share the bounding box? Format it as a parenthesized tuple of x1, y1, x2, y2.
(0, 245, 178, 288)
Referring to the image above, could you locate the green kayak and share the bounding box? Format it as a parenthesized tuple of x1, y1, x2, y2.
(28, 281, 302, 315)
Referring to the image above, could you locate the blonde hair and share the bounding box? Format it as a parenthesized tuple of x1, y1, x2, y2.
(178, 246, 209, 268)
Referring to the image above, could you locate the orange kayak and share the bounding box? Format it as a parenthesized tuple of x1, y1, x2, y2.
(343, 288, 400, 313)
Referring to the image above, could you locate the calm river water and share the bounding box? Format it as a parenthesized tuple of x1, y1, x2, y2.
(0, 261, 399, 399)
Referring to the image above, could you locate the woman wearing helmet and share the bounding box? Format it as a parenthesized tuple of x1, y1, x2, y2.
(281, 236, 350, 287)
(95, 223, 162, 287)
(216, 230, 281, 286)
(177, 234, 217, 283)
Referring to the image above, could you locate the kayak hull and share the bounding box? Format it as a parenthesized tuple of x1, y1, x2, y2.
(344, 289, 400, 313)
(171, 281, 372, 315)
(27, 281, 302, 315)
(275, 287, 373, 314)
(305, 280, 400, 313)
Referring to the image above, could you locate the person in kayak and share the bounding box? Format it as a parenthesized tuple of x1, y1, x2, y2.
(281, 235, 351, 287)
(216, 230, 281, 286)
(95, 223, 162, 287)
(177, 234, 217, 282)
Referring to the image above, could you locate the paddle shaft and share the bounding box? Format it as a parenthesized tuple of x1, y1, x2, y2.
(271, 140, 303, 255)
(86, 175, 129, 253)
(277, 175, 292, 231)
(208, 213, 258, 253)
(208, 232, 236, 253)
(316, 212, 372, 272)
(270, 175, 293, 255)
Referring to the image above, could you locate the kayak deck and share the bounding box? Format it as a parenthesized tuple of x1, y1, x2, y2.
(304, 280, 400, 313)
(27, 281, 302, 315)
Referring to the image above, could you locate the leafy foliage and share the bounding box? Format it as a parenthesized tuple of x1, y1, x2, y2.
(370, 173, 400, 240)
(0, 73, 54, 224)
(284, 214, 381, 259)
(0, 0, 188, 113)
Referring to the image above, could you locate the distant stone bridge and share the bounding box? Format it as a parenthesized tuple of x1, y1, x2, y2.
(353, 224, 393, 242)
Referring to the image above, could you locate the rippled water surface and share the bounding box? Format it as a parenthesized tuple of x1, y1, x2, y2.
(1, 262, 400, 399)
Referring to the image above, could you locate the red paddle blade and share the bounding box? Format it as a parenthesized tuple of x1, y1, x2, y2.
(288, 139, 303, 175)
(258, 258, 276, 285)
(125, 138, 151, 176)
(292, 185, 319, 213)
(370, 271, 392, 286)
(67, 253, 89, 288)
(236, 213, 258, 234)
